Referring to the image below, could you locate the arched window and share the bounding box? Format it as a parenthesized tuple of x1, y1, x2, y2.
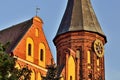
(35, 28, 39, 37)
(26, 37, 34, 62)
(39, 43, 46, 67)
(28, 44, 31, 56)
(40, 49, 44, 61)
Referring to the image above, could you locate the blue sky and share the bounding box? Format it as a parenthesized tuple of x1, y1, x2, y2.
(0, 0, 119, 80)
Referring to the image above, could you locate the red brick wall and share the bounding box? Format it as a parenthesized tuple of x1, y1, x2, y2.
(13, 16, 53, 79)
(54, 31, 106, 80)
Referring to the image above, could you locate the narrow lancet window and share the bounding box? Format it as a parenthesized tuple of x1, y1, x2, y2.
(40, 49, 44, 61)
(97, 59, 100, 66)
(87, 51, 91, 64)
(28, 44, 32, 56)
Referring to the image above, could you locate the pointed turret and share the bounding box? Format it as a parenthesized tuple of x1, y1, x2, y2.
(55, 0, 106, 40)
(54, 0, 107, 79)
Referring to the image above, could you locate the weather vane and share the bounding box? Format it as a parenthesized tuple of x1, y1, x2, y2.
(36, 7, 40, 16)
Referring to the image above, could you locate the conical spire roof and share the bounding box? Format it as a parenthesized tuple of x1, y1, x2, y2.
(56, 0, 106, 38)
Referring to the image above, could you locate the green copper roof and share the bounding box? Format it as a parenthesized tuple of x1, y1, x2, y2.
(56, 0, 106, 37)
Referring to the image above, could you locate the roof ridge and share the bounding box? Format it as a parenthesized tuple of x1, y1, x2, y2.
(0, 18, 33, 32)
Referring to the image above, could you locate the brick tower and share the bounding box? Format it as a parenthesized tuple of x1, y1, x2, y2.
(54, 0, 107, 80)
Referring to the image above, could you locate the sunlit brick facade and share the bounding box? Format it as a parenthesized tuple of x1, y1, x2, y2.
(54, 0, 107, 80)
(0, 16, 53, 80)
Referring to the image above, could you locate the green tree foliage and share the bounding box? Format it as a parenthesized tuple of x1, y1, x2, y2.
(0, 42, 32, 80)
(42, 64, 61, 80)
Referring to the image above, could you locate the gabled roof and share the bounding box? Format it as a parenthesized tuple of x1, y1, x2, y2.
(55, 0, 106, 40)
(0, 18, 33, 53)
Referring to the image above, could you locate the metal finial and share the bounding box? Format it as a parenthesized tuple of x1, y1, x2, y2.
(36, 7, 40, 16)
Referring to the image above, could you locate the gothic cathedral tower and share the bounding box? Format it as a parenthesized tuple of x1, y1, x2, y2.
(54, 0, 107, 80)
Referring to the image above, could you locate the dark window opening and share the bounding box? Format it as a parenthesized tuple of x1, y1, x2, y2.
(70, 76, 72, 80)
(28, 44, 31, 56)
(88, 73, 92, 79)
(40, 49, 44, 61)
